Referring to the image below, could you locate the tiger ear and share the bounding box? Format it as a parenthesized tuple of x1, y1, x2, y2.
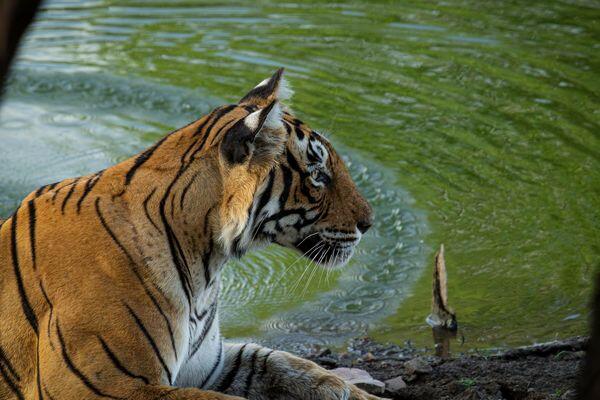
(221, 100, 284, 165)
(239, 68, 293, 107)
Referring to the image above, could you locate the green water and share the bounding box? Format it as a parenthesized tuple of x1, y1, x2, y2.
(1, 0, 598, 351)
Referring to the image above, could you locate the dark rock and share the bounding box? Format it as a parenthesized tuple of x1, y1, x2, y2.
(316, 348, 332, 357)
(316, 356, 338, 368)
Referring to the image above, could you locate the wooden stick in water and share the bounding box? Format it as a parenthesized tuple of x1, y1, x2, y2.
(426, 244, 457, 357)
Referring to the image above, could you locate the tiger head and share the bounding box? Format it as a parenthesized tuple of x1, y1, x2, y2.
(216, 69, 372, 268)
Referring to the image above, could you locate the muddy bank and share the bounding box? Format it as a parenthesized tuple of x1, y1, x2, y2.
(301, 336, 587, 400)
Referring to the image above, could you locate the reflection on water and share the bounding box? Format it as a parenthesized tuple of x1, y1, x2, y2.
(1, 0, 598, 349)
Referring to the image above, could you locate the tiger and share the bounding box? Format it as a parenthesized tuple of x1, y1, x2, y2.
(0, 68, 383, 400)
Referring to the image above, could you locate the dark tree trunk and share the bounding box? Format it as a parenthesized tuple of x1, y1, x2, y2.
(0, 0, 43, 94)
(578, 272, 600, 399)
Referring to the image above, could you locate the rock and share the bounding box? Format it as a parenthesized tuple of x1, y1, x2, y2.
(363, 352, 376, 362)
(404, 357, 433, 375)
(316, 356, 338, 368)
(316, 348, 332, 357)
(330, 367, 386, 395)
(385, 376, 407, 394)
(561, 389, 576, 400)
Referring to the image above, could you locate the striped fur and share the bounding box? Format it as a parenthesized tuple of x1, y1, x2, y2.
(0, 69, 379, 400)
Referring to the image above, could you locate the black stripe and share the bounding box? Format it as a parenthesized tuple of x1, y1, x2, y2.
(56, 321, 122, 399)
(124, 304, 173, 384)
(191, 114, 212, 138)
(38, 281, 55, 349)
(95, 198, 135, 264)
(0, 362, 24, 400)
(158, 176, 194, 307)
(125, 135, 169, 186)
(279, 165, 292, 209)
(35, 184, 49, 197)
(254, 169, 275, 220)
(215, 344, 248, 392)
(250, 349, 274, 387)
(43, 387, 56, 400)
(134, 275, 178, 362)
(187, 105, 238, 163)
(199, 339, 223, 388)
(98, 336, 150, 384)
(202, 238, 213, 287)
(208, 113, 241, 147)
(77, 171, 104, 213)
(10, 211, 39, 333)
(28, 200, 37, 269)
(242, 348, 261, 397)
(283, 120, 294, 136)
(61, 178, 80, 214)
(285, 150, 304, 176)
(0, 344, 20, 381)
(193, 104, 236, 138)
(293, 123, 305, 141)
(143, 188, 161, 232)
(261, 350, 274, 371)
(285, 150, 318, 203)
(193, 305, 209, 323)
(204, 206, 214, 237)
(179, 170, 202, 210)
(188, 111, 235, 164)
(189, 300, 218, 359)
(170, 193, 176, 220)
(180, 136, 202, 165)
(307, 139, 322, 163)
(51, 183, 64, 204)
(291, 117, 305, 127)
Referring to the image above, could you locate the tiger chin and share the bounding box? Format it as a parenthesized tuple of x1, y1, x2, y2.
(0, 69, 383, 400)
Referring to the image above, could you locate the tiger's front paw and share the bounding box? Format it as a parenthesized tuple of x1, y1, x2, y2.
(312, 371, 389, 400)
(268, 350, 389, 400)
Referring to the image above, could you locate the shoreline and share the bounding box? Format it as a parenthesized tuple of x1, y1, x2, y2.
(300, 336, 587, 399)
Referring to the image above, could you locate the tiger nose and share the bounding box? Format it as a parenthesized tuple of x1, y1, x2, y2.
(357, 215, 373, 234)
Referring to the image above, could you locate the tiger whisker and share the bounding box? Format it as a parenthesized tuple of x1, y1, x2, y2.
(275, 238, 322, 288)
(289, 243, 324, 294)
(294, 231, 321, 248)
(301, 246, 327, 298)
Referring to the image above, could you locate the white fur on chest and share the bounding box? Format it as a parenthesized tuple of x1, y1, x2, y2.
(174, 283, 223, 387)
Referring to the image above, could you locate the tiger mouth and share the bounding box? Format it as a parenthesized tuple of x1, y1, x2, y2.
(294, 232, 357, 268)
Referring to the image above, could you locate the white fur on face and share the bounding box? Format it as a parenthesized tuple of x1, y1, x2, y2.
(308, 137, 329, 165)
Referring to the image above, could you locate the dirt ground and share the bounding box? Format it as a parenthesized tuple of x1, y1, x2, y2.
(302, 336, 587, 400)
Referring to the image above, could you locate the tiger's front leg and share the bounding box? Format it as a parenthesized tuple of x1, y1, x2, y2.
(207, 343, 387, 400)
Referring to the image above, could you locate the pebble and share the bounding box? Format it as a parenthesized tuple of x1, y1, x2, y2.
(330, 367, 386, 395)
(384, 376, 407, 394)
(404, 357, 433, 375)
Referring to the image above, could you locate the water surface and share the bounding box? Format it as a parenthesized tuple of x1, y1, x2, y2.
(1, 0, 598, 350)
